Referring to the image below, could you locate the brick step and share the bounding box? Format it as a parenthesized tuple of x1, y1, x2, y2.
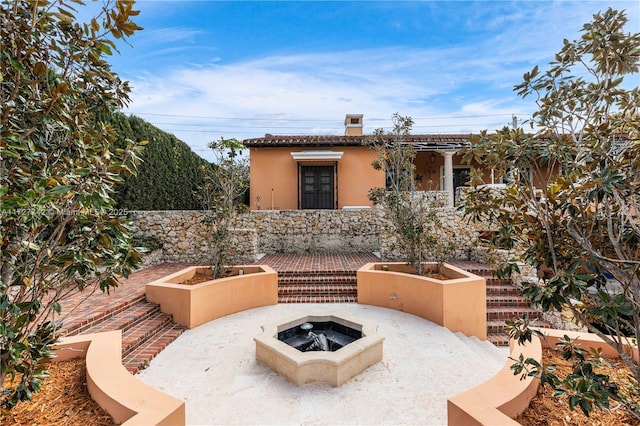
(278, 284, 357, 296)
(120, 312, 175, 357)
(487, 307, 542, 321)
(487, 319, 509, 335)
(278, 270, 356, 279)
(487, 333, 510, 347)
(486, 285, 522, 297)
(122, 322, 187, 374)
(487, 318, 553, 347)
(485, 277, 515, 286)
(486, 295, 532, 308)
(63, 294, 148, 336)
(278, 294, 358, 303)
(277, 270, 358, 303)
(73, 301, 161, 337)
(457, 267, 497, 278)
(278, 274, 357, 285)
(65, 296, 185, 373)
(488, 318, 553, 334)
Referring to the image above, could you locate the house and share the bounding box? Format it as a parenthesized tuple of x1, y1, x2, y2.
(242, 114, 483, 210)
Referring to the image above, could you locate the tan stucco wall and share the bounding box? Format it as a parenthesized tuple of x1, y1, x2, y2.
(54, 331, 185, 425)
(447, 335, 541, 425)
(414, 151, 445, 190)
(357, 262, 486, 339)
(248, 146, 385, 210)
(146, 265, 278, 329)
(447, 328, 640, 425)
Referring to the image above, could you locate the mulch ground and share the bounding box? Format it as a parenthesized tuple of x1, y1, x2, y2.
(181, 271, 214, 285)
(3, 347, 639, 425)
(0, 358, 113, 426)
(516, 348, 639, 425)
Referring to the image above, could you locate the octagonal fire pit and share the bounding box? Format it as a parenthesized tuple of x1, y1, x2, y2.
(255, 314, 383, 387)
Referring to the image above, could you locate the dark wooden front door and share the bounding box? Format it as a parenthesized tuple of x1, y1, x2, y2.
(300, 165, 335, 209)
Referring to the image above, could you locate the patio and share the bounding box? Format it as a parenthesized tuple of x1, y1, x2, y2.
(135, 302, 509, 425)
(55, 253, 513, 424)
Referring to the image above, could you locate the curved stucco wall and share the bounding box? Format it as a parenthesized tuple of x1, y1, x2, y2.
(357, 262, 487, 339)
(146, 265, 278, 329)
(53, 331, 185, 425)
(447, 336, 542, 425)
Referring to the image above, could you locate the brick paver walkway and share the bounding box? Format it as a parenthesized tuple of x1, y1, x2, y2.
(256, 252, 379, 273)
(57, 254, 380, 331)
(54, 254, 512, 337)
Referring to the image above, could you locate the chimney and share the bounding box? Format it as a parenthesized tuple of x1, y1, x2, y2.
(344, 114, 364, 136)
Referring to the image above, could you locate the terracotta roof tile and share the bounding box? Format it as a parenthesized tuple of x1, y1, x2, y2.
(243, 134, 473, 150)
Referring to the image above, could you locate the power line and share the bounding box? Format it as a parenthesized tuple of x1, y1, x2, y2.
(127, 112, 345, 122)
(126, 111, 530, 122)
(146, 120, 517, 133)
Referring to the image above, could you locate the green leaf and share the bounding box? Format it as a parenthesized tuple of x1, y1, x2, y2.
(47, 185, 73, 196)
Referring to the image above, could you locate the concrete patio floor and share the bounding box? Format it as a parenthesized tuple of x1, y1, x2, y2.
(136, 303, 510, 426)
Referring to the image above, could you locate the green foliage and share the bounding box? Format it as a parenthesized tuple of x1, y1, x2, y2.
(197, 138, 249, 279)
(0, 0, 143, 411)
(463, 7, 640, 416)
(510, 335, 639, 418)
(109, 113, 211, 210)
(367, 114, 456, 274)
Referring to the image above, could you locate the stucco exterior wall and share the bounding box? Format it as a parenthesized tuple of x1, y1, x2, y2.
(248, 146, 385, 210)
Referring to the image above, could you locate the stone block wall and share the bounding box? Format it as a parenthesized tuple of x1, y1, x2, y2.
(377, 207, 482, 261)
(130, 211, 258, 265)
(131, 206, 493, 266)
(131, 209, 380, 265)
(232, 209, 380, 254)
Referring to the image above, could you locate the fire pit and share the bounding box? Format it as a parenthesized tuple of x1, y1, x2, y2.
(255, 314, 383, 387)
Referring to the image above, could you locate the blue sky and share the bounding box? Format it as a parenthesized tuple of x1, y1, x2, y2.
(100, 1, 639, 161)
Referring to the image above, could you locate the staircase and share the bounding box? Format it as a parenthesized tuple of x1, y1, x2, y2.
(454, 332, 510, 371)
(278, 270, 358, 303)
(460, 264, 549, 346)
(274, 259, 548, 345)
(63, 295, 187, 374)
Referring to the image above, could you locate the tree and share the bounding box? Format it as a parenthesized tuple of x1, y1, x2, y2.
(463, 8, 639, 416)
(367, 114, 455, 275)
(197, 138, 249, 279)
(109, 113, 210, 210)
(0, 0, 143, 411)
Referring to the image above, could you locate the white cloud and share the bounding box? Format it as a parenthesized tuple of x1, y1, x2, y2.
(121, 1, 639, 161)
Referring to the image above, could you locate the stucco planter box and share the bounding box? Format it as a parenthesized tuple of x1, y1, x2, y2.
(255, 314, 383, 387)
(357, 262, 486, 339)
(146, 265, 278, 329)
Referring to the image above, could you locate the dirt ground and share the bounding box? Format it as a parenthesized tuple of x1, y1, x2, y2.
(0, 358, 113, 426)
(516, 348, 639, 425)
(2, 348, 639, 426)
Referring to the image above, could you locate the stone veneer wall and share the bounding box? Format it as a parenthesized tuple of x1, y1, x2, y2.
(232, 210, 380, 254)
(377, 207, 482, 261)
(130, 211, 258, 265)
(131, 206, 494, 266)
(131, 209, 380, 265)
